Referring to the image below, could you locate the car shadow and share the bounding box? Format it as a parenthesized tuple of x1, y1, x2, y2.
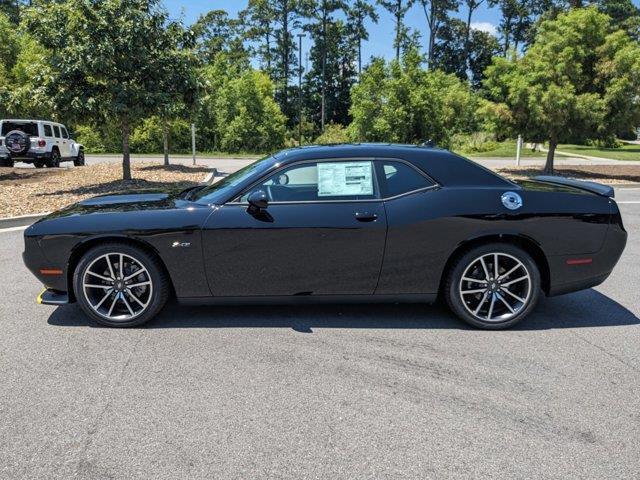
(47, 289, 638, 332)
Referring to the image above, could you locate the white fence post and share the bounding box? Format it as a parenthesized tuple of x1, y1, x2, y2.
(516, 134, 522, 166)
(191, 123, 196, 166)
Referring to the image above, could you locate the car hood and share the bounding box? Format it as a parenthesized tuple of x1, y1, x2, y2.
(42, 187, 195, 220)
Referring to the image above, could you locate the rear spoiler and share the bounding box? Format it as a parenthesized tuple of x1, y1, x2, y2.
(533, 175, 615, 198)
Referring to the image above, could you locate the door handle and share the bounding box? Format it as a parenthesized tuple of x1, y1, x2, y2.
(355, 212, 378, 222)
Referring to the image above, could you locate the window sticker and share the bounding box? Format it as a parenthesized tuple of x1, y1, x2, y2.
(317, 161, 373, 197)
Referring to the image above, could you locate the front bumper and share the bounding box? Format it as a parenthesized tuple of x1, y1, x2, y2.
(37, 289, 70, 305)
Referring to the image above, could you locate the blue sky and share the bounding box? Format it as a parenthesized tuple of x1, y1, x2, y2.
(164, 0, 640, 65)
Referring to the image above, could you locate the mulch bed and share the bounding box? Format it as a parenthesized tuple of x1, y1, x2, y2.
(497, 165, 640, 184)
(0, 163, 208, 218)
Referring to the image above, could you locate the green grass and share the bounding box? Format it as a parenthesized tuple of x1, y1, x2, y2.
(457, 140, 546, 159)
(557, 143, 640, 161)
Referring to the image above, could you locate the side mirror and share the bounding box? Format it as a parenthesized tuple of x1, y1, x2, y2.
(247, 190, 269, 211)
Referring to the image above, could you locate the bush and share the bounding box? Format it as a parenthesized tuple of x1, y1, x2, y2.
(74, 125, 108, 153)
(314, 123, 349, 145)
(451, 132, 500, 154)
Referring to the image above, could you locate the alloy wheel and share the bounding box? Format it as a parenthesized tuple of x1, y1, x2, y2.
(458, 252, 532, 323)
(82, 252, 153, 322)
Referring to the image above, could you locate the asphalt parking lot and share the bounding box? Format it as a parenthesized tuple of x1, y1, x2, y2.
(0, 188, 639, 479)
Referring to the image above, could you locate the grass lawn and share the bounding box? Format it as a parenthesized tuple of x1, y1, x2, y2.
(558, 143, 640, 161)
(457, 140, 546, 159)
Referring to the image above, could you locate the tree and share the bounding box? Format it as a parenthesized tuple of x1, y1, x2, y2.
(272, 0, 306, 120)
(242, 0, 277, 78)
(192, 9, 248, 65)
(345, 0, 379, 75)
(26, 0, 197, 180)
(419, 0, 460, 67)
(215, 70, 287, 152)
(304, 19, 357, 129)
(303, 0, 346, 131)
(378, 0, 415, 61)
(431, 18, 501, 87)
(483, 7, 640, 172)
(348, 49, 478, 146)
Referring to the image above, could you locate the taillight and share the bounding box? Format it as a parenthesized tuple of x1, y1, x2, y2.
(37, 139, 46, 148)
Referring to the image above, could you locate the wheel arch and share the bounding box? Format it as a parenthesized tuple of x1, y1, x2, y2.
(66, 235, 175, 302)
(439, 233, 550, 296)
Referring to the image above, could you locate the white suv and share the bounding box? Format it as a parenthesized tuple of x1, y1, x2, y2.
(0, 119, 85, 168)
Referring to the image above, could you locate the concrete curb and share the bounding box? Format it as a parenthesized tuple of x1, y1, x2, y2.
(0, 213, 50, 229)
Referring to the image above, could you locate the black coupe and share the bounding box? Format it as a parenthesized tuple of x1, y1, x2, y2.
(23, 144, 627, 329)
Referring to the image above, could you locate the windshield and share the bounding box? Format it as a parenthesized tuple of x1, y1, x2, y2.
(193, 156, 277, 204)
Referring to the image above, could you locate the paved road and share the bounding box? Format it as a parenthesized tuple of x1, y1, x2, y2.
(0, 189, 639, 479)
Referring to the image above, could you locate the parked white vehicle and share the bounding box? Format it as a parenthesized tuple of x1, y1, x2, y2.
(0, 119, 85, 168)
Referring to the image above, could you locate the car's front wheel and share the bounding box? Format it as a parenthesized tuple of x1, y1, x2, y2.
(73, 243, 170, 327)
(444, 243, 541, 329)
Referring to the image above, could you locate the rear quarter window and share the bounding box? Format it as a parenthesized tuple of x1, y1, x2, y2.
(43, 124, 53, 137)
(377, 160, 435, 198)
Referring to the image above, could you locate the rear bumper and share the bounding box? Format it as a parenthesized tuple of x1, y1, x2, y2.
(547, 224, 627, 296)
(1, 151, 51, 162)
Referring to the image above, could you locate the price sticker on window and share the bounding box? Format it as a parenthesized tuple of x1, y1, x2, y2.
(317, 161, 373, 197)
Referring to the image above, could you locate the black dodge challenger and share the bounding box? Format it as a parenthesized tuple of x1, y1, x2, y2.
(23, 144, 627, 329)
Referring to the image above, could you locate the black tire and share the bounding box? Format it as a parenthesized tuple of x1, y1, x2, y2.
(444, 243, 541, 329)
(73, 149, 85, 166)
(46, 149, 61, 168)
(34, 161, 45, 169)
(4, 130, 30, 155)
(0, 157, 14, 168)
(73, 242, 170, 327)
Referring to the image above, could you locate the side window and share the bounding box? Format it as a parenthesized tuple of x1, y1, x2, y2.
(240, 160, 378, 203)
(377, 160, 435, 198)
(43, 124, 53, 137)
(53, 125, 61, 138)
(61, 127, 69, 139)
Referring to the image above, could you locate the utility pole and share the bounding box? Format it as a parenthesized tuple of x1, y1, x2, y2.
(297, 33, 305, 146)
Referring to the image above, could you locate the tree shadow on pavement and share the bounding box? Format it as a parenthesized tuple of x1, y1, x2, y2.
(47, 289, 637, 332)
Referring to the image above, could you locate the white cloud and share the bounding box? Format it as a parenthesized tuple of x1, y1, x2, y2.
(470, 22, 497, 36)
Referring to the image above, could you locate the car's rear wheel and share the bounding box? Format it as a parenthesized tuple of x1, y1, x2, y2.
(444, 243, 541, 329)
(34, 161, 45, 168)
(46, 149, 61, 168)
(73, 149, 85, 166)
(0, 157, 14, 168)
(73, 243, 169, 327)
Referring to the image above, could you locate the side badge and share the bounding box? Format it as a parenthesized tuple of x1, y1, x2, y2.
(501, 191, 523, 210)
(172, 241, 191, 248)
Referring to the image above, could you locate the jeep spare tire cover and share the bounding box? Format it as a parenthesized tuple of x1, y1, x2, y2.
(4, 130, 31, 155)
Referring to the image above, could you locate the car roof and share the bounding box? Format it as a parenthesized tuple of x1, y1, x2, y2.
(1, 119, 63, 125)
(272, 143, 513, 187)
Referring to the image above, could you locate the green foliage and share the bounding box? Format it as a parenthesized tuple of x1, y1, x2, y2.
(348, 49, 478, 148)
(314, 123, 349, 144)
(483, 7, 640, 171)
(130, 117, 191, 154)
(215, 70, 286, 153)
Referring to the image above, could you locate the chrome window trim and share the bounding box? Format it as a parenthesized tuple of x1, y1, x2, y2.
(225, 156, 440, 206)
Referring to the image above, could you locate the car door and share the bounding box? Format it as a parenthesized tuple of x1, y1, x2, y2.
(201, 159, 388, 297)
(59, 125, 72, 158)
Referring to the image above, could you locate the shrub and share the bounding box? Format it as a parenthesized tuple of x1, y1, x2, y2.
(314, 123, 349, 145)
